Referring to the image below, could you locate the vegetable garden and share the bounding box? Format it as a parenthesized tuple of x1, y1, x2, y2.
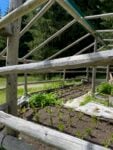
(1, 0, 113, 150)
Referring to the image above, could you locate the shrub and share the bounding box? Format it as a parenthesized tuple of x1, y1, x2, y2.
(29, 93, 62, 108)
(96, 82, 113, 95)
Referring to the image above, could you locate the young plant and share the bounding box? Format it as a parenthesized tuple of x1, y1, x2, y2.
(58, 123, 65, 132)
(84, 128, 92, 137)
(102, 139, 111, 148)
(68, 108, 73, 126)
(34, 112, 39, 122)
(46, 107, 53, 126)
(75, 131, 84, 139)
(91, 116, 99, 129)
(77, 112, 84, 120)
(29, 93, 63, 109)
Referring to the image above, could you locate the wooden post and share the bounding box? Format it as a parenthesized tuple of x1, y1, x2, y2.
(86, 67, 89, 82)
(63, 69, 66, 81)
(92, 40, 97, 96)
(106, 65, 110, 82)
(6, 0, 22, 136)
(24, 61, 28, 96)
(24, 73, 28, 96)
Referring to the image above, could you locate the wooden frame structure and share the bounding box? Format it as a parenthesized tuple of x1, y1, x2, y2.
(0, 0, 113, 149)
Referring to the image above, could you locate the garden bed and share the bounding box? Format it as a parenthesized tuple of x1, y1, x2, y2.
(19, 83, 113, 149)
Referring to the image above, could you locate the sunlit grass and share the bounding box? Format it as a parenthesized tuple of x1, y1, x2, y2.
(0, 76, 81, 104)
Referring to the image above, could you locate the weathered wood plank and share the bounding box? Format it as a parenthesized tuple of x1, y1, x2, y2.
(0, 50, 113, 75)
(0, 111, 108, 150)
(0, 0, 47, 29)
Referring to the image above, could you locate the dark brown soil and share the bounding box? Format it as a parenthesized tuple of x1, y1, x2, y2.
(20, 83, 113, 149)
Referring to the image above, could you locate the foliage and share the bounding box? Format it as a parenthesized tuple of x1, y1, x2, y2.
(96, 82, 113, 95)
(80, 95, 92, 106)
(80, 95, 109, 106)
(29, 93, 63, 108)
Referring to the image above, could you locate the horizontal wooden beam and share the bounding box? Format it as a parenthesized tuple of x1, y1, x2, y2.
(0, 50, 113, 75)
(20, 0, 55, 37)
(0, 0, 48, 29)
(0, 111, 108, 150)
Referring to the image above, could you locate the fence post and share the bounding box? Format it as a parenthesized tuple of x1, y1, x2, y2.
(63, 69, 66, 81)
(86, 67, 89, 82)
(106, 65, 110, 82)
(92, 40, 97, 96)
(6, 0, 23, 136)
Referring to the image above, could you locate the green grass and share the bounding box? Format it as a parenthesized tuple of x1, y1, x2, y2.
(0, 77, 80, 105)
(80, 95, 109, 106)
(0, 90, 6, 104)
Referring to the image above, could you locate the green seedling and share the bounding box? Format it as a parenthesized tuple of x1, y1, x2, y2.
(77, 112, 84, 120)
(91, 116, 99, 128)
(34, 112, 39, 122)
(58, 123, 65, 132)
(75, 131, 84, 139)
(102, 139, 111, 148)
(84, 128, 92, 137)
(68, 108, 73, 126)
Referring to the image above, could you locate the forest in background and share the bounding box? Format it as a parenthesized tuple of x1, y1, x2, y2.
(0, 0, 113, 65)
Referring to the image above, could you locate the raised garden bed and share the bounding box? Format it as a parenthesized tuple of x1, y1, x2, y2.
(19, 83, 113, 149)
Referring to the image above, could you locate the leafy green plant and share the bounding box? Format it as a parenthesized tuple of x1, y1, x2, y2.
(29, 93, 63, 108)
(58, 123, 65, 132)
(96, 82, 113, 95)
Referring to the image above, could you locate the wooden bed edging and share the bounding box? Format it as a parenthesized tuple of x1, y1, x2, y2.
(0, 111, 109, 150)
(0, 133, 35, 150)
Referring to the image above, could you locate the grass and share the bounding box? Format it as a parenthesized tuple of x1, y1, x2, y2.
(0, 76, 80, 105)
(80, 95, 109, 106)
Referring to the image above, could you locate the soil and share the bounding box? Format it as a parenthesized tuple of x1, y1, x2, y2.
(19, 83, 113, 149)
